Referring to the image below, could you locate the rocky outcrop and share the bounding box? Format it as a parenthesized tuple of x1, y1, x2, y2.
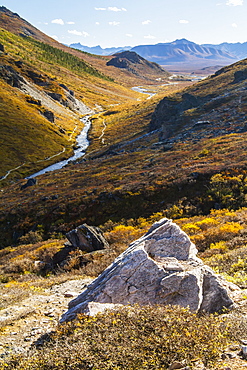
(61, 218, 238, 322)
(0, 64, 24, 88)
(150, 93, 203, 136)
(66, 224, 109, 252)
(233, 69, 247, 83)
(41, 109, 54, 123)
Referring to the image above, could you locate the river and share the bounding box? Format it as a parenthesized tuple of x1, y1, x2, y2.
(131, 86, 156, 99)
(28, 115, 91, 178)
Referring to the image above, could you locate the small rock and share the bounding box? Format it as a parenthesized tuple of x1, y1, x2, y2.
(228, 344, 240, 351)
(241, 345, 247, 359)
(169, 362, 185, 370)
(227, 352, 237, 359)
(10, 332, 17, 335)
(44, 311, 54, 316)
(64, 292, 78, 298)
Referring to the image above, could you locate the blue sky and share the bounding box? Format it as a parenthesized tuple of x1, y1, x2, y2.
(1, 0, 247, 47)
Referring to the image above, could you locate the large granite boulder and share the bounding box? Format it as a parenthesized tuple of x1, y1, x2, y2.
(61, 218, 239, 322)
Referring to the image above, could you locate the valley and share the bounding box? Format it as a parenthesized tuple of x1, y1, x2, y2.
(1, 5, 247, 370)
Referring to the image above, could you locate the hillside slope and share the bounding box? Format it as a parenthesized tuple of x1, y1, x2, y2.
(0, 6, 169, 87)
(106, 51, 170, 81)
(1, 55, 247, 247)
(150, 58, 247, 142)
(0, 8, 150, 181)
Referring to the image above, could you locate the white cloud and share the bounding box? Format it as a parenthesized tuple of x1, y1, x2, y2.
(144, 34, 156, 39)
(126, 33, 133, 37)
(51, 18, 64, 25)
(108, 7, 127, 11)
(51, 35, 59, 40)
(142, 20, 151, 25)
(67, 21, 75, 25)
(95, 6, 126, 11)
(95, 22, 100, 25)
(232, 22, 238, 27)
(68, 30, 90, 37)
(109, 21, 120, 26)
(179, 19, 189, 24)
(226, 0, 243, 5)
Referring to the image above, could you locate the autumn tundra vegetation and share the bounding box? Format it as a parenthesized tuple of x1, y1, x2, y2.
(0, 5, 247, 370)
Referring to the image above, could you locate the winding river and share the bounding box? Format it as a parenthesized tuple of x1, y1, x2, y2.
(28, 115, 91, 178)
(131, 86, 156, 99)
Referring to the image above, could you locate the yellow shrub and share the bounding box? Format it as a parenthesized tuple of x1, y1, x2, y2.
(210, 241, 228, 251)
(195, 218, 219, 230)
(219, 222, 243, 234)
(181, 223, 200, 234)
(106, 224, 142, 244)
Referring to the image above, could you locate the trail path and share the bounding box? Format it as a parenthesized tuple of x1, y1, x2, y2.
(98, 120, 107, 144)
(0, 277, 93, 358)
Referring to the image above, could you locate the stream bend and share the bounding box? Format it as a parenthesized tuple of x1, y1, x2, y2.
(28, 115, 91, 178)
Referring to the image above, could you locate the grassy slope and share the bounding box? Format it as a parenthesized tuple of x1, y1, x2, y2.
(0, 7, 173, 182)
(0, 7, 169, 88)
(0, 27, 144, 181)
(0, 80, 69, 176)
(0, 10, 247, 255)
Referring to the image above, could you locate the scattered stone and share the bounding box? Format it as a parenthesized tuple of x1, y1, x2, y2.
(61, 218, 238, 322)
(34, 260, 45, 269)
(228, 344, 240, 351)
(64, 292, 78, 298)
(169, 361, 185, 369)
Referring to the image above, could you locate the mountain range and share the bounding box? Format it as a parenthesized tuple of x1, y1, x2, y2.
(71, 39, 247, 68)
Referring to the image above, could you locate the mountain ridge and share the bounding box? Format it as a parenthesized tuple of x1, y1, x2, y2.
(71, 38, 247, 68)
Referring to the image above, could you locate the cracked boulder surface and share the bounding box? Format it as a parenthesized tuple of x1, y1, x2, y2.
(61, 218, 240, 322)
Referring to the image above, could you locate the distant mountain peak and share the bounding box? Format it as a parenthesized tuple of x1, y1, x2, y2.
(173, 38, 195, 44)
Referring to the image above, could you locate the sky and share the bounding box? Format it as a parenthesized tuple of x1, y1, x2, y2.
(1, 0, 247, 48)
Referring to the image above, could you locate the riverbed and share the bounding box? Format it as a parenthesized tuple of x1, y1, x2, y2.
(28, 115, 91, 178)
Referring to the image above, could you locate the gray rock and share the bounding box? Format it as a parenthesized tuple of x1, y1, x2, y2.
(41, 109, 54, 123)
(66, 224, 109, 252)
(61, 218, 238, 322)
(0, 64, 24, 88)
(20, 178, 37, 190)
